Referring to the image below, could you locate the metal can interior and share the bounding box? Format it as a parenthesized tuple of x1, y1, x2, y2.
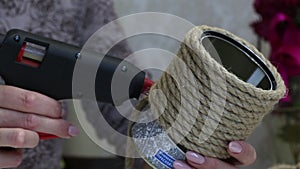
(201, 31, 276, 90)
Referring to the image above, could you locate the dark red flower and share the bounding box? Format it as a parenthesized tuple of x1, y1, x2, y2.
(252, 0, 300, 103)
(252, 0, 300, 39)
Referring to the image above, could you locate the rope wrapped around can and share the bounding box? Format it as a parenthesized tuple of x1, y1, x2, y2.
(147, 25, 286, 159)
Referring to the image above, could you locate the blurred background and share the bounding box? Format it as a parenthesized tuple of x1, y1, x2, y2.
(114, 0, 258, 44)
(113, 0, 271, 74)
(64, 1, 290, 169)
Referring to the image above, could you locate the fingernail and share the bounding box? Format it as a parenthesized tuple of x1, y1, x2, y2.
(186, 151, 205, 164)
(68, 126, 79, 136)
(173, 161, 192, 169)
(17, 131, 25, 146)
(229, 142, 242, 153)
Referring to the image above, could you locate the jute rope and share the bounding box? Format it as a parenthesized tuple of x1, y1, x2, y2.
(147, 25, 286, 159)
(269, 164, 300, 169)
(125, 25, 286, 168)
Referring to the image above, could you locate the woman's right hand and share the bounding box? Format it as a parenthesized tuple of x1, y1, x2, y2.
(0, 84, 79, 168)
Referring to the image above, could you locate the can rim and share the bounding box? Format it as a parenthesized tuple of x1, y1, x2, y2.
(200, 31, 277, 90)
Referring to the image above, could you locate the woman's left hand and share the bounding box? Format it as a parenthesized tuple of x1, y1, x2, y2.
(173, 141, 256, 169)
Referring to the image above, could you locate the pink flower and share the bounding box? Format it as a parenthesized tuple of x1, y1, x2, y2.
(252, 0, 300, 40)
(270, 19, 300, 102)
(252, 0, 300, 103)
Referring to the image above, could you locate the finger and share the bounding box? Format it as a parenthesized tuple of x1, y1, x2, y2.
(227, 141, 256, 166)
(0, 85, 63, 118)
(0, 128, 38, 148)
(0, 149, 22, 168)
(0, 109, 79, 138)
(185, 151, 237, 169)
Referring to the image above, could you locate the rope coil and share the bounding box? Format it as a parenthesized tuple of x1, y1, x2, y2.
(148, 25, 286, 159)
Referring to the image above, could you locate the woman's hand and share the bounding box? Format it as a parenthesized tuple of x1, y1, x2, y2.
(174, 141, 256, 169)
(0, 85, 79, 168)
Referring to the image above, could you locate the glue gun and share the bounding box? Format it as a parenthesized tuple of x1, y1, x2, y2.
(0, 29, 154, 139)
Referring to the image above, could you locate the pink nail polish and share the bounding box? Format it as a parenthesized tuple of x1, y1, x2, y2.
(68, 126, 79, 136)
(229, 142, 242, 153)
(173, 161, 192, 169)
(186, 151, 205, 164)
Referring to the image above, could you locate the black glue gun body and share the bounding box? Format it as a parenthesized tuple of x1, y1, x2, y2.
(0, 29, 145, 104)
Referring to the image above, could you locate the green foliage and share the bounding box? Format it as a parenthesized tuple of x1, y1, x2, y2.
(278, 124, 300, 143)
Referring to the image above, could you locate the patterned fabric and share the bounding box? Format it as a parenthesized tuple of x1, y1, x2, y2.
(1, 0, 111, 45)
(0, 0, 132, 169)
